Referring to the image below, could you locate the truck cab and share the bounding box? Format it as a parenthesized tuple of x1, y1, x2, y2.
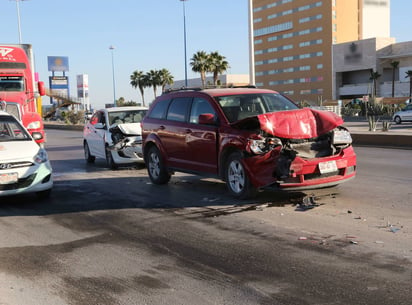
(0, 44, 46, 145)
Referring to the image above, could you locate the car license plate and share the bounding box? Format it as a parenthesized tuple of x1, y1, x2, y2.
(0, 172, 18, 184)
(319, 161, 338, 174)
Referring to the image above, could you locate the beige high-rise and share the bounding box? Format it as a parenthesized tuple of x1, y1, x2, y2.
(249, 0, 390, 102)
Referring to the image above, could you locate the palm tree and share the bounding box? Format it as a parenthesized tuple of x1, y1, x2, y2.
(190, 51, 209, 88)
(369, 70, 381, 98)
(390, 61, 399, 97)
(405, 70, 412, 97)
(159, 68, 174, 93)
(130, 70, 148, 106)
(208, 51, 229, 86)
(146, 70, 162, 98)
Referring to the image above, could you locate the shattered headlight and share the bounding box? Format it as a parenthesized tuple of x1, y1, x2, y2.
(248, 137, 282, 155)
(34, 148, 49, 164)
(333, 128, 352, 145)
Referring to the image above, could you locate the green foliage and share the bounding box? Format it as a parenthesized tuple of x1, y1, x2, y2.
(130, 68, 174, 106)
(190, 51, 229, 88)
(65, 110, 85, 125)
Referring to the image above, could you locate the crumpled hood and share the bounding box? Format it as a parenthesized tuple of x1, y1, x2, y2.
(116, 123, 142, 136)
(234, 108, 344, 139)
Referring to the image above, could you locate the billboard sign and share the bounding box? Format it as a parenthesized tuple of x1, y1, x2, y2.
(48, 56, 69, 72)
(77, 74, 89, 98)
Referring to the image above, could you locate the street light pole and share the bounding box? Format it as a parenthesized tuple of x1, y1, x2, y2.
(180, 0, 188, 87)
(10, 0, 28, 44)
(109, 45, 117, 107)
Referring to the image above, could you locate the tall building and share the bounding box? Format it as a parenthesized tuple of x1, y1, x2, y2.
(249, 0, 390, 103)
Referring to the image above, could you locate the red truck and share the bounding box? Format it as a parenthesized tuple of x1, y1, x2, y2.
(0, 44, 46, 145)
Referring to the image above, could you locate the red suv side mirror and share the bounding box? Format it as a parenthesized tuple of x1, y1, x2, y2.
(198, 113, 215, 125)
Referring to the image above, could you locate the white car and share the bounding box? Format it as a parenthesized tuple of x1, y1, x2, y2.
(393, 103, 412, 124)
(0, 110, 53, 198)
(83, 106, 148, 169)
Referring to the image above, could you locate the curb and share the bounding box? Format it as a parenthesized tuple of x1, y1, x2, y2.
(44, 123, 84, 131)
(351, 133, 411, 149)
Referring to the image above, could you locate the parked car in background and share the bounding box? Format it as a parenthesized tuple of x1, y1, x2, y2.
(84, 111, 93, 121)
(393, 103, 412, 124)
(142, 87, 356, 199)
(83, 106, 148, 169)
(0, 110, 53, 198)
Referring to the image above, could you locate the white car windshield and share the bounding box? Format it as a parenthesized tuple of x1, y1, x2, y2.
(108, 110, 148, 125)
(0, 115, 31, 141)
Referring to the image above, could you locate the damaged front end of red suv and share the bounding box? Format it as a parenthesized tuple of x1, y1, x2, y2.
(234, 108, 356, 191)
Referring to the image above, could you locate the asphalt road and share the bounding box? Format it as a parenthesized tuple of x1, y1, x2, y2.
(0, 129, 411, 305)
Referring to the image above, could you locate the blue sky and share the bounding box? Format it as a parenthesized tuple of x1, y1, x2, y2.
(1, 0, 411, 109)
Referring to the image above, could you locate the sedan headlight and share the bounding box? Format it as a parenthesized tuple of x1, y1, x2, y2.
(27, 121, 42, 129)
(333, 128, 352, 145)
(34, 148, 49, 164)
(248, 137, 282, 155)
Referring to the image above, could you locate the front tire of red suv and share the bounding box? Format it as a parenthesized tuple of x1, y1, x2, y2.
(147, 146, 171, 184)
(225, 152, 257, 199)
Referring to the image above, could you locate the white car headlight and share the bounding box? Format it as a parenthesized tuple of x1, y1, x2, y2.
(27, 121, 42, 129)
(34, 148, 49, 164)
(333, 129, 352, 145)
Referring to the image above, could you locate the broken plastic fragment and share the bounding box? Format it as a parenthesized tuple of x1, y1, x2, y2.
(390, 226, 400, 233)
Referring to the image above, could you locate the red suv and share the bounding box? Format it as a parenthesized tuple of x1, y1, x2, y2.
(142, 87, 356, 198)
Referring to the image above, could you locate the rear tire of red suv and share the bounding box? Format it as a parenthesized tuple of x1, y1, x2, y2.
(225, 152, 257, 199)
(147, 146, 171, 184)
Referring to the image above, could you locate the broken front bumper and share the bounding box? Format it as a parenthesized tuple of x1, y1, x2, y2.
(244, 146, 357, 191)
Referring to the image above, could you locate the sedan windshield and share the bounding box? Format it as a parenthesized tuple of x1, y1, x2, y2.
(0, 115, 31, 141)
(216, 93, 299, 123)
(108, 110, 148, 126)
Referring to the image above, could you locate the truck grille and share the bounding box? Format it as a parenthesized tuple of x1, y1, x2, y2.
(5, 103, 21, 120)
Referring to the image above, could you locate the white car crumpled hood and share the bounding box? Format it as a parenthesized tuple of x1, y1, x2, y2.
(0, 141, 39, 162)
(116, 123, 142, 136)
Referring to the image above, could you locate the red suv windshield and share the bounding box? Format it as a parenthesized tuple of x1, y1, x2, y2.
(215, 93, 299, 123)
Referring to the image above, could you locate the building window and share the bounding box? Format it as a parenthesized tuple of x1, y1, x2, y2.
(299, 39, 323, 47)
(317, 64, 323, 69)
(299, 14, 322, 23)
(299, 66, 311, 71)
(254, 22, 293, 37)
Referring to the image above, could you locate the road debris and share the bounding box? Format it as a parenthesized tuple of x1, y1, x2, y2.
(296, 195, 321, 211)
(390, 226, 401, 233)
